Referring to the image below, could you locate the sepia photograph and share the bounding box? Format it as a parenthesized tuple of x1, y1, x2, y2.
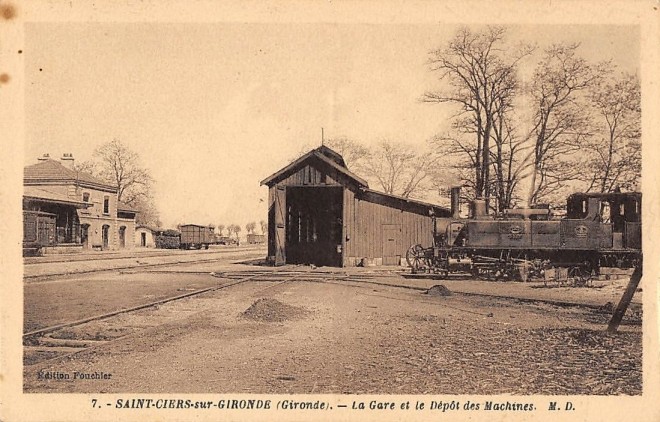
(1, 1, 659, 421)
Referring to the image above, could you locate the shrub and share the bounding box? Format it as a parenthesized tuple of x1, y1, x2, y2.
(155, 234, 180, 249)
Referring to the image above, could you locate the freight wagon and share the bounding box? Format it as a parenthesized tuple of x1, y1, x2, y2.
(179, 224, 215, 250)
(23, 210, 56, 256)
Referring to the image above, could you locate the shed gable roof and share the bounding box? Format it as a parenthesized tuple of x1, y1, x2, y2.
(359, 188, 451, 217)
(260, 144, 450, 216)
(260, 146, 368, 188)
(24, 159, 116, 191)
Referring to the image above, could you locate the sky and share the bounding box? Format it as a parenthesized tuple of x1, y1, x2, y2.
(24, 23, 639, 229)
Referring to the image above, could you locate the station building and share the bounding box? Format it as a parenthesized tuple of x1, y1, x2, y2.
(23, 154, 138, 254)
(260, 146, 451, 267)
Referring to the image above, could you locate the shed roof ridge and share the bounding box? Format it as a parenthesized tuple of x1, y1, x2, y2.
(361, 187, 450, 213)
(260, 146, 369, 188)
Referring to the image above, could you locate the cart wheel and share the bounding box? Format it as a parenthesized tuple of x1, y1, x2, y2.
(406, 244, 427, 273)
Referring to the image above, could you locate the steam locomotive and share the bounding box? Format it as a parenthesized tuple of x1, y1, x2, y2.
(406, 188, 642, 284)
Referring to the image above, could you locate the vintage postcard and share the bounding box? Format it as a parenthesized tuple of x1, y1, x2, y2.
(1, 1, 659, 421)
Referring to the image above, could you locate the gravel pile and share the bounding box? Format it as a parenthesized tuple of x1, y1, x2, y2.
(241, 298, 308, 323)
(426, 284, 452, 296)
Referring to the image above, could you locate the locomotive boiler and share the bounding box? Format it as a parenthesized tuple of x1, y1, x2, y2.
(405, 188, 642, 284)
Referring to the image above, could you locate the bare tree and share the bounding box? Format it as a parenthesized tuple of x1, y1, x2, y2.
(78, 139, 160, 226)
(295, 137, 369, 171)
(216, 224, 225, 236)
(489, 108, 530, 211)
(245, 222, 256, 234)
(425, 26, 533, 208)
(225, 225, 235, 238)
(296, 137, 435, 199)
(581, 71, 641, 193)
(357, 140, 437, 199)
(72, 160, 99, 176)
(523, 43, 608, 205)
(233, 225, 242, 240)
(130, 197, 162, 227)
(324, 137, 369, 171)
(259, 220, 267, 235)
(94, 139, 153, 204)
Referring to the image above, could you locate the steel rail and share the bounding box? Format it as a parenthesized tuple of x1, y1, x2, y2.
(23, 254, 263, 281)
(23, 246, 265, 265)
(23, 272, 273, 338)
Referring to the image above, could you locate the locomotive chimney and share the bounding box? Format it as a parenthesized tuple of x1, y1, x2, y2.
(450, 186, 461, 219)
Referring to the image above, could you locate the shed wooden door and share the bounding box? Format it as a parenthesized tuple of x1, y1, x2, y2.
(382, 224, 401, 266)
(274, 186, 286, 265)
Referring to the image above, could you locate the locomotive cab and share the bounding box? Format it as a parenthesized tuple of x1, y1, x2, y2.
(566, 192, 641, 250)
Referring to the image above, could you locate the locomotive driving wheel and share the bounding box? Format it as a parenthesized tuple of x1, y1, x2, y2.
(406, 244, 428, 273)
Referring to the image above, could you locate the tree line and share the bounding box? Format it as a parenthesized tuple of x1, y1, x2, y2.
(315, 27, 640, 212)
(212, 221, 267, 239)
(425, 26, 640, 210)
(78, 27, 640, 228)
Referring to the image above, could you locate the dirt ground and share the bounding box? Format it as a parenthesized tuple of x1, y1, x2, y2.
(24, 275, 642, 395)
(25, 272, 236, 332)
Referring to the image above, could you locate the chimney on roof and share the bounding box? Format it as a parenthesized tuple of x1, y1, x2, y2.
(60, 153, 75, 169)
(37, 153, 51, 161)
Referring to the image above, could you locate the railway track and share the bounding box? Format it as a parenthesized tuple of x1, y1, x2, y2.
(23, 246, 265, 265)
(23, 250, 265, 281)
(25, 267, 636, 368)
(23, 270, 347, 367)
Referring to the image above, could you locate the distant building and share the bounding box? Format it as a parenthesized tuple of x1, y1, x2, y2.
(135, 225, 159, 248)
(261, 145, 451, 267)
(246, 233, 266, 244)
(23, 153, 138, 254)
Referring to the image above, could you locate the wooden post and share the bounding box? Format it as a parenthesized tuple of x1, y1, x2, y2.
(607, 265, 642, 333)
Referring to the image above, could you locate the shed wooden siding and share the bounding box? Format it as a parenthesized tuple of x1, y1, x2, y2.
(342, 188, 435, 266)
(273, 159, 358, 188)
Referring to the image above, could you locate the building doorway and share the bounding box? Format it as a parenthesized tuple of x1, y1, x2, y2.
(285, 187, 343, 267)
(382, 224, 402, 265)
(102, 225, 110, 250)
(81, 224, 90, 249)
(119, 226, 126, 248)
(141, 232, 147, 247)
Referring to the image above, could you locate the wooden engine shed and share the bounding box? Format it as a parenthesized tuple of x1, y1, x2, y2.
(260, 146, 450, 267)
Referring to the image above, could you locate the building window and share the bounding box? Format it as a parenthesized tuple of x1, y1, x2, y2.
(82, 192, 90, 202)
(103, 196, 109, 214)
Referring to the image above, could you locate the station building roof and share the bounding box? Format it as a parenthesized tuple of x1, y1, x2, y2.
(24, 159, 116, 192)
